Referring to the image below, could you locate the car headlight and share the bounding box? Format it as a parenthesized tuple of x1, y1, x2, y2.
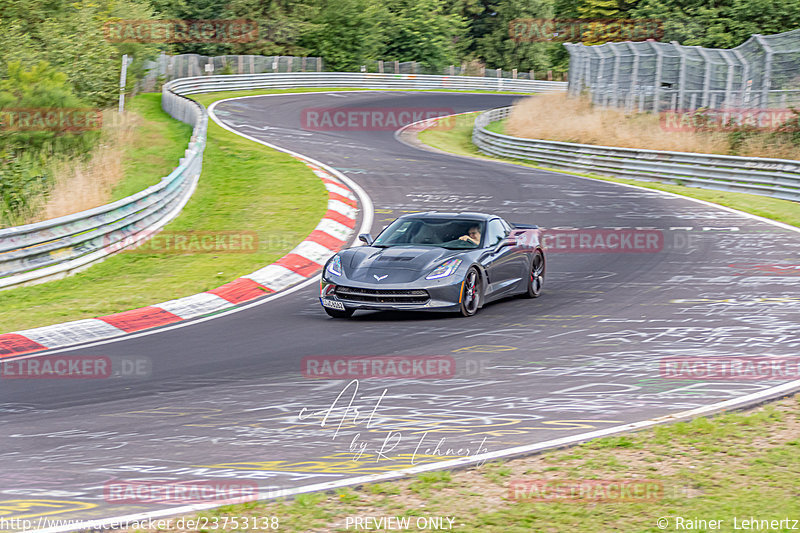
(426, 258, 462, 280)
(326, 255, 343, 277)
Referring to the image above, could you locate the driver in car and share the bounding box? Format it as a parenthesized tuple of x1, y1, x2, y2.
(458, 225, 481, 245)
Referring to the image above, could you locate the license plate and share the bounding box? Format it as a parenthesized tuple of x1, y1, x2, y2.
(321, 298, 345, 311)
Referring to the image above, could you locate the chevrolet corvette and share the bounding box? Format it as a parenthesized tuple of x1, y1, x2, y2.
(319, 212, 545, 318)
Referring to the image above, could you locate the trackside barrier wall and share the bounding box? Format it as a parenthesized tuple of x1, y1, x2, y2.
(0, 97, 207, 290)
(473, 107, 800, 202)
(0, 72, 564, 290)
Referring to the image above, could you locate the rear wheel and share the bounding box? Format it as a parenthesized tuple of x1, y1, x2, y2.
(324, 307, 354, 318)
(525, 249, 545, 298)
(459, 267, 482, 317)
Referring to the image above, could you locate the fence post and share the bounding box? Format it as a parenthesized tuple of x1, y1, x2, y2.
(627, 43, 641, 113)
(609, 43, 622, 107)
(674, 42, 687, 111)
(379, 60, 384, 73)
(118, 54, 129, 114)
(650, 42, 664, 112)
(512, 68, 517, 79)
(317, 57, 322, 72)
(721, 52, 735, 108)
(733, 49, 749, 107)
(593, 46, 605, 106)
(696, 46, 713, 108)
(754, 34, 773, 108)
(395, 61, 400, 74)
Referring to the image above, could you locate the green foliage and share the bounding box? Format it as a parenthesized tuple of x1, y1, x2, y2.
(299, 0, 387, 71)
(381, 0, 465, 71)
(0, 151, 49, 226)
(631, 0, 800, 48)
(0, 61, 101, 225)
(473, 0, 557, 71)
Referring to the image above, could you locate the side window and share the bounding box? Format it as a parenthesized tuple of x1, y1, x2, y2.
(485, 219, 507, 247)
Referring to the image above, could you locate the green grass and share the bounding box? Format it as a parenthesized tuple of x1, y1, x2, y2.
(0, 92, 327, 333)
(419, 112, 800, 228)
(112, 93, 193, 201)
(125, 394, 800, 532)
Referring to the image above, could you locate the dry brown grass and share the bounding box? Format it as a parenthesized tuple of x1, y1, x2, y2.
(28, 110, 141, 222)
(505, 93, 800, 159)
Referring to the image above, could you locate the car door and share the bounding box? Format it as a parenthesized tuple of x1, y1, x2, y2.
(482, 218, 526, 298)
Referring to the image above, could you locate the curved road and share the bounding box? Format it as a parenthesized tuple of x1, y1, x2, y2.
(1, 91, 799, 528)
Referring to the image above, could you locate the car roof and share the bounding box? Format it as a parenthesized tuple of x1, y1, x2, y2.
(397, 212, 496, 222)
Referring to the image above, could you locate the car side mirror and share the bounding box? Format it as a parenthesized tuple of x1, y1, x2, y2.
(358, 233, 374, 245)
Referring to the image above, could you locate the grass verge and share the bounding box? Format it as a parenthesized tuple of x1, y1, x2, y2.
(418, 112, 800, 227)
(0, 91, 328, 333)
(123, 393, 800, 532)
(111, 94, 194, 201)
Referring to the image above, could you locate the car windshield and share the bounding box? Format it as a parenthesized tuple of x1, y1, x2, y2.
(373, 218, 485, 249)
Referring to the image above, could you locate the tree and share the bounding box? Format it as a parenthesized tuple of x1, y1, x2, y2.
(299, 0, 386, 71)
(472, 0, 558, 71)
(380, 0, 467, 71)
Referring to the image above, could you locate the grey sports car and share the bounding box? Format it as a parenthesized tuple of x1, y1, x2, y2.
(319, 212, 545, 318)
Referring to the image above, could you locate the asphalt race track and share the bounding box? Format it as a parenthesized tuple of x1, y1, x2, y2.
(1, 91, 799, 528)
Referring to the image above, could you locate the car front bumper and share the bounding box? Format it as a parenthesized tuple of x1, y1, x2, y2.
(319, 276, 465, 312)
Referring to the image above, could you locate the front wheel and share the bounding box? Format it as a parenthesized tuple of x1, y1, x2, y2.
(459, 267, 482, 317)
(525, 249, 545, 298)
(324, 307, 354, 318)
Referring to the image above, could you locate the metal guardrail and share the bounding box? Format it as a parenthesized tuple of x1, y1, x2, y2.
(0, 72, 564, 290)
(473, 107, 800, 202)
(164, 72, 568, 95)
(0, 97, 206, 290)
